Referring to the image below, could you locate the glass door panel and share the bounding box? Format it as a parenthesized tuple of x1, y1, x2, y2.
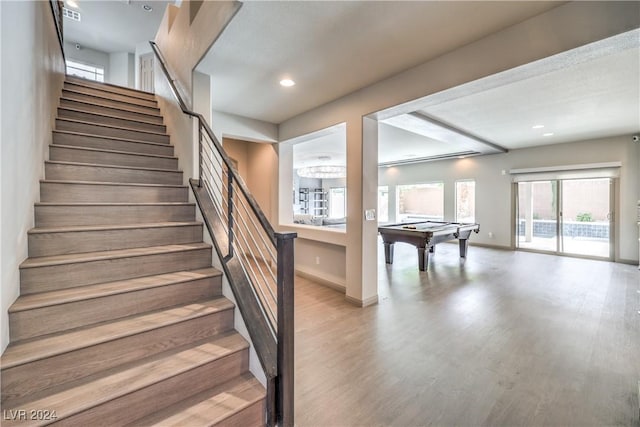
(517, 181, 558, 252)
(560, 178, 611, 258)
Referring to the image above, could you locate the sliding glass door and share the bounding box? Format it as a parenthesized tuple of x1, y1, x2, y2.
(560, 178, 612, 258)
(517, 181, 558, 251)
(516, 178, 613, 259)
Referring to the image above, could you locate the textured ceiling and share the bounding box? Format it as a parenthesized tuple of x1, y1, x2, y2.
(198, 1, 561, 123)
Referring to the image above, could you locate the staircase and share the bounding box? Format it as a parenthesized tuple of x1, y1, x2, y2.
(0, 76, 266, 426)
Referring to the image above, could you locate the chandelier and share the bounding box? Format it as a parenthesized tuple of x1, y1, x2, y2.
(297, 165, 346, 179)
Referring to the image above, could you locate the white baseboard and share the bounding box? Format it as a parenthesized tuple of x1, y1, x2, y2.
(295, 267, 346, 293)
(345, 294, 378, 307)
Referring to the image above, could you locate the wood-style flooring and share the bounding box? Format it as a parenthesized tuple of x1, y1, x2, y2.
(294, 242, 640, 426)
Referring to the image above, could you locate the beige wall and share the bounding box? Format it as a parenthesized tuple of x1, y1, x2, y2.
(223, 138, 278, 223)
(277, 2, 640, 304)
(0, 0, 66, 353)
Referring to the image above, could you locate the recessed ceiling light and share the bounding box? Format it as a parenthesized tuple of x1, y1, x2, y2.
(543, 132, 554, 137)
(532, 124, 545, 129)
(142, 4, 152, 11)
(66, 0, 78, 8)
(280, 79, 295, 87)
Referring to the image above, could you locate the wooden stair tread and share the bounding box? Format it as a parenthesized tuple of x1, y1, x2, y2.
(132, 373, 265, 427)
(61, 88, 160, 111)
(59, 97, 162, 119)
(1, 333, 248, 426)
(56, 117, 168, 137)
(28, 221, 201, 234)
(39, 179, 186, 189)
(45, 160, 181, 173)
(35, 201, 194, 206)
(20, 242, 209, 269)
(9, 268, 221, 312)
(58, 107, 164, 128)
(1, 299, 235, 369)
(65, 78, 156, 100)
(52, 144, 177, 160)
(53, 130, 170, 147)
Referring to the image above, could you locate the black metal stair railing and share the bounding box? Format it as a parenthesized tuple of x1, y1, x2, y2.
(150, 41, 296, 427)
(49, 0, 64, 59)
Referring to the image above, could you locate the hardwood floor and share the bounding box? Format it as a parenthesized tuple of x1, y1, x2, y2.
(294, 242, 640, 426)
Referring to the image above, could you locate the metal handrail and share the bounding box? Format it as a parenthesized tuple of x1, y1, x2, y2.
(149, 40, 296, 427)
(49, 0, 65, 61)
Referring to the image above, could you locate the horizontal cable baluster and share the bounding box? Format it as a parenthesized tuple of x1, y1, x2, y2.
(229, 207, 278, 310)
(230, 193, 278, 286)
(231, 227, 277, 328)
(234, 187, 277, 262)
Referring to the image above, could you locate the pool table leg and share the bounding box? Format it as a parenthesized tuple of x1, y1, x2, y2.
(418, 246, 428, 271)
(459, 238, 469, 258)
(384, 242, 394, 264)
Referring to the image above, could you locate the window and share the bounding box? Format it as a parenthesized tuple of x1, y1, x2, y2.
(329, 187, 346, 218)
(66, 60, 104, 82)
(378, 186, 389, 223)
(397, 182, 444, 222)
(455, 180, 476, 223)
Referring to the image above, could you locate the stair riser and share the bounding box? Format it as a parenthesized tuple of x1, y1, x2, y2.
(53, 132, 173, 156)
(45, 162, 183, 185)
(10, 277, 222, 341)
(52, 351, 249, 427)
(50, 146, 177, 170)
(58, 108, 166, 133)
(216, 400, 266, 427)
(62, 90, 160, 115)
(1, 310, 234, 404)
(65, 78, 156, 101)
(28, 224, 203, 257)
(20, 247, 212, 294)
(56, 119, 170, 144)
(35, 203, 195, 227)
(59, 98, 163, 124)
(40, 182, 188, 203)
(63, 82, 158, 108)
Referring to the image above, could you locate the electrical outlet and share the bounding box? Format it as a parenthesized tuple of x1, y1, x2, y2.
(315, 256, 320, 265)
(488, 232, 494, 238)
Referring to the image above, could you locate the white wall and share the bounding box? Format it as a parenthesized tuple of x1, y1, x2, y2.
(379, 135, 639, 263)
(64, 41, 110, 79)
(211, 110, 278, 144)
(108, 52, 134, 88)
(277, 2, 640, 305)
(0, 0, 65, 353)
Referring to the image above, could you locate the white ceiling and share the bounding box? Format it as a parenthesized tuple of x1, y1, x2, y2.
(63, 0, 173, 53)
(419, 45, 640, 150)
(65, 1, 639, 166)
(198, 1, 561, 124)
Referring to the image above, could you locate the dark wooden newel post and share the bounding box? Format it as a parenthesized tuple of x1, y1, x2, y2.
(276, 232, 296, 427)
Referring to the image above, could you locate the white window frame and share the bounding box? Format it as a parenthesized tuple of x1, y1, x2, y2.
(66, 59, 105, 82)
(455, 179, 476, 223)
(396, 181, 444, 222)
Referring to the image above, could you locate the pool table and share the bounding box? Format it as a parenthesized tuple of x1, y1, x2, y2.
(378, 221, 480, 271)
